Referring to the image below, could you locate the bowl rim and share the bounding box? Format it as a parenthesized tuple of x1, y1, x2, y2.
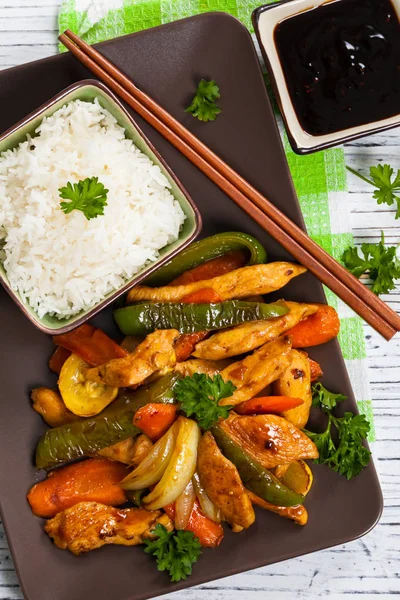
(252, 0, 400, 154)
(0, 78, 202, 335)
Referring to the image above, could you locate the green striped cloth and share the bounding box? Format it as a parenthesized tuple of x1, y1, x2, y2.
(58, 0, 375, 439)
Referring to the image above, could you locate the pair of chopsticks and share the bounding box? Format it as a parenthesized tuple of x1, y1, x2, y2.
(59, 29, 400, 341)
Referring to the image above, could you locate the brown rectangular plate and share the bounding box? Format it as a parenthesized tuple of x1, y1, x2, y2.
(0, 13, 382, 600)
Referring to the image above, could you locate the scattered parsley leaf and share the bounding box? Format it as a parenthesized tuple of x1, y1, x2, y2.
(59, 176, 108, 220)
(347, 164, 400, 218)
(185, 79, 221, 122)
(304, 383, 371, 480)
(342, 231, 400, 295)
(144, 524, 201, 582)
(312, 382, 347, 412)
(175, 373, 235, 429)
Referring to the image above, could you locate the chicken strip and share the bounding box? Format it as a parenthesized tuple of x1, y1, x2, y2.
(86, 329, 179, 387)
(96, 434, 152, 466)
(31, 387, 79, 428)
(272, 350, 312, 429)
(127, 263, 306, 304)
(175, 358, 226, 378)
(219, 336, 292, 406)
(193, 302, 319, 361)
(45, 501, 172, 555)
(219, 413, 319, 468)
(247, 490, 308, 526)
(197, 432, 255, 529)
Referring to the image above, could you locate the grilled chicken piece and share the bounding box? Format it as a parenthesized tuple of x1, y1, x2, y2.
(247, 490, 308, 526)
(193, 302, 319, 361)
(127, 263, 306, 304)
(96, 434, 152, 466)
(272, 350, 312, 429)
(31, 387, 79, 428)
(219, 414, 319, 469)
(86, 329, 179, 387)
(219, 336, 292, 406)
(197, 432, 255, 529)
(45, 501, 172, 555)
(175, 358, 225, 378)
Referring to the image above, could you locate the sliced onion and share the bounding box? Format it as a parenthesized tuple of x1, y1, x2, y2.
(143, 416, 200, 510)
(175, 479, 196, 530)
(120, 423, 177, 490)
(192, 471, 222, 523)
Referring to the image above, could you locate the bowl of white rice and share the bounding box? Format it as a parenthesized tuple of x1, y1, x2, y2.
(0, 80, 201, 334)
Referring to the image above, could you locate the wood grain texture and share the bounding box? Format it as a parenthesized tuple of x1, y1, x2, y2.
(0, 2, 399, 599)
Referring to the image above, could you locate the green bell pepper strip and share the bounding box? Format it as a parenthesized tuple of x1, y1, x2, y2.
(114, 300, 289, 336)
(35, 373, 179, 471)
(211, 425, 304, 507)
(144, 232, 268, 287)
(125, 489, 148, 507)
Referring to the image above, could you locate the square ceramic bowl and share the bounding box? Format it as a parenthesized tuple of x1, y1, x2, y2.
(253, 0, 400, 154)
(0, 79, 201, 334)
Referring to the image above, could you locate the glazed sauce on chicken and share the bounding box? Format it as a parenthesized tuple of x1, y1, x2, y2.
(274, 0, 400, 135)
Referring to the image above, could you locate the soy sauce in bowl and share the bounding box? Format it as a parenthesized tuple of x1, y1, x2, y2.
(274, 0, 400, 136)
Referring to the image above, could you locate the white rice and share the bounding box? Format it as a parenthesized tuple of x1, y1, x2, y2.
(0, 99, 185, 319)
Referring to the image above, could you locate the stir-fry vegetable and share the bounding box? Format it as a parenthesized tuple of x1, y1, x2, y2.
(143, 232, 268, 287)
(192, 472, 221, 523)
(163, 500, 224, 548)
(59, 354, 118, 417)
(288, 305, 340, 347)
(48, 346, 70, 374)
(36, 373, 179, 470)
(54, 324, 127, 367)
(175, 480, 196, 530)
(120, 425, 177, 491)
(143, 417, 201, 510)
(114, 300, 289, 336)
(211, 425, 305, 507)
(247, 491, 308, 526)
(133, 403, 178, 441)
(171, 250, 247, 285)
(27, 458, 128, 517)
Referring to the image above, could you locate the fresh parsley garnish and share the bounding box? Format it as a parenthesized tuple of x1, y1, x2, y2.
(304, 383, 371, 480)
(185, 79, 221, 122)
(175, 373, 235, 430)
(59, 176, 108, 220)
(342, 231, 400, 295)
(348, 164, 400, 219)
(144, 524, 201, 582)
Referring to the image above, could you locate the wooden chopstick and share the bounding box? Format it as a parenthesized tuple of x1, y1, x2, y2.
(59, 30, 399, 341)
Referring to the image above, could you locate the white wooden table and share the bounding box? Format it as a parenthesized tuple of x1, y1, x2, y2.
(0, 2, 399, 599)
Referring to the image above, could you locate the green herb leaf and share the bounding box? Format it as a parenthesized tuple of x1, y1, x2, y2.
(342, 231, 400, 295)
(144, 524, 202, 582)
(369, 164, 400, 218)
(312, 382, 347, 412)
(175, 373, 235, 429)
(185, 79, 221, 122)
(304, 384, 371, 480)
(59, 176, 108, 220)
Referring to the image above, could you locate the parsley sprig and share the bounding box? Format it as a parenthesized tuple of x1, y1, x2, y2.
(347, 164, 400, 219)
(303, 383, 371, 480)
(175, 373, 235, 430)
(59, 176, 108, 220)
(185, 79, 221, 122)
(342, 231, 400, 295)
(144, 524, 201, 582)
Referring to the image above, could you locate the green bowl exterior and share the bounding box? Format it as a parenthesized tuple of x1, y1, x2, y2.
(0, 81, 200, 333)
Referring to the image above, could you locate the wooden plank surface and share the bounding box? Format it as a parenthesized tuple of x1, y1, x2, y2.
(0, 1, 399, 599)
